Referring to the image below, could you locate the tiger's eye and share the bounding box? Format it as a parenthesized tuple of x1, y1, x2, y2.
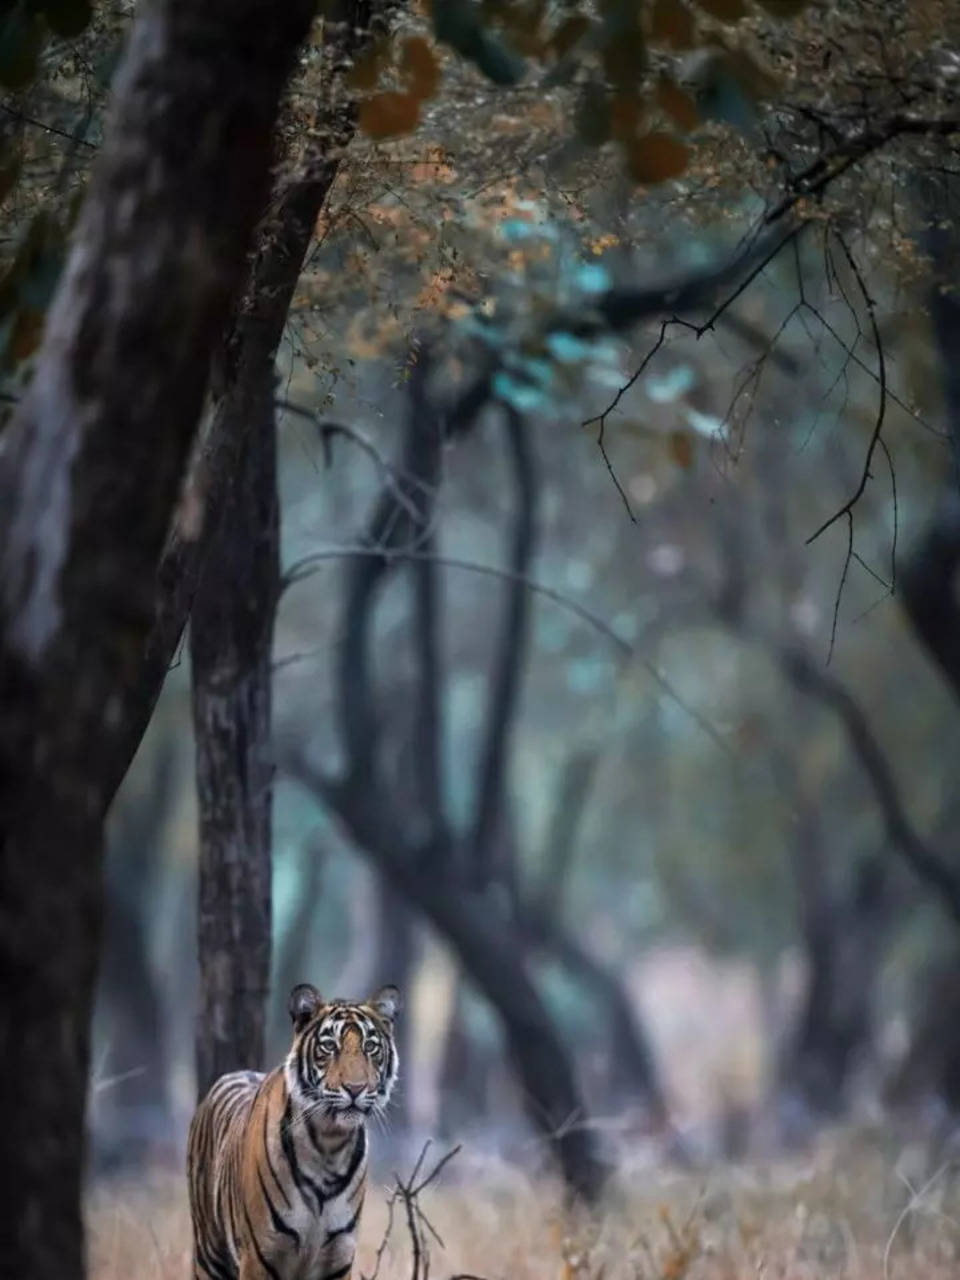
(318, 1036, 337, 1054)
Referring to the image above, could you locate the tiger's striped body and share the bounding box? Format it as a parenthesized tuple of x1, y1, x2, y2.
(187, 985, 400, 1280)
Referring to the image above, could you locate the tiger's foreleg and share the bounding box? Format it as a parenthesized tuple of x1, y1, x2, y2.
(238, 1252, 281, 1280)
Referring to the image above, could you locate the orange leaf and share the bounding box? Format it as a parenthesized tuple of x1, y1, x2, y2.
(359, 92, 421, 138)
(400, 35, 441, 100)
(626, 131, 689, 182)
(657, 76, 698, 131)
(668, 430, 694, 469)
(650, 0, 695, 48)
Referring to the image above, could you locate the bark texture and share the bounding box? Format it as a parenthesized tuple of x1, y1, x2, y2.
(191, 369, 279, 1099)
(0, 3, 314, 1275)
(93, 0, 379, 826)
(187, 0, 380, 1100)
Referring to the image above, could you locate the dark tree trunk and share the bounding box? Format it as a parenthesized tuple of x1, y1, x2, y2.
(902, 172, 960, 703)
(185, 0, 384, 1102)
(780, 850, 891, 1124)
(0, 2, 315, 1274)
(191, 369, 279, 1098)
(91, 0, 381, 830)
(774, 693, 893, 1129)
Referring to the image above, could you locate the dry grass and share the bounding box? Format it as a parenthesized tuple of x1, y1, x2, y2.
(86, 1130, 960, 1280)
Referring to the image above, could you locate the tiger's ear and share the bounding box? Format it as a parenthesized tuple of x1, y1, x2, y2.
(369, 984, 401, 1024)
(289, 983, 322, 1033)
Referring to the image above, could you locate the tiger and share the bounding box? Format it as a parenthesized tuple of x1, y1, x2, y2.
(187, 983, 400, 1280)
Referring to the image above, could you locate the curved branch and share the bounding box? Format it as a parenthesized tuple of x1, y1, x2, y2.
(471, 407, 536, 884)
(806, 232, 887, 548)
(538, 747, 601, 918)
(779, 647, 960, 927)
(336, 355, 443, 787)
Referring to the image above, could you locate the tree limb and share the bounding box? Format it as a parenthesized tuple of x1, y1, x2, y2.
(779, 647, 960, 927)
(471, 407, 536, 886)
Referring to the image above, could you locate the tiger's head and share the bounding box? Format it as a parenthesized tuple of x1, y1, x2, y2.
(285, 983, 400, 1129)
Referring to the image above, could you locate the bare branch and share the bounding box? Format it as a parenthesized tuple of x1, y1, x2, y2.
(0, 101, 98, 151)
(806, 232, 888, 548)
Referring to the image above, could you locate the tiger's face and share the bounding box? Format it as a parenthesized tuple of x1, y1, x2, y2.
(286, 983, 400, 1129)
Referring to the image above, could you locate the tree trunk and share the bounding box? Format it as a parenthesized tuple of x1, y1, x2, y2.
(191, 367, 279, 1098)
(774, 696, 892, 1131)
(0, 3, 314, 1274)
(91, 0, 382, 830)
(186, 0, 384, 1104)
(902, 171, 960, 703)
(780, 852, 890, 1124)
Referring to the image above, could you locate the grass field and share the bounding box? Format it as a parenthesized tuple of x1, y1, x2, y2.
(86, 1130, 960, 1279)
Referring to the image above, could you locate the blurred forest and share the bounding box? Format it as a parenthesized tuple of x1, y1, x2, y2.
(2, 0, 960, 1277)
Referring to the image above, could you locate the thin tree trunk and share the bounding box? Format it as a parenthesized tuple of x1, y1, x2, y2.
(186, 0, 385, 1101)
(0, 2, 315, 1274)
(191, 367, 279, 1098)
(902, 171, 960, 702)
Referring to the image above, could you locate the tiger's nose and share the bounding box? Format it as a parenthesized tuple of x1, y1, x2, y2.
(343, 1082, 365, 1100)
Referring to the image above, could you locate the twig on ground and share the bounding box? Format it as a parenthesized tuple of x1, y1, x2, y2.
(362, 1142, 465, 1280)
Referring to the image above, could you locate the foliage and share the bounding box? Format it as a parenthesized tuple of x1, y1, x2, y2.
(0, 1, 126, 420)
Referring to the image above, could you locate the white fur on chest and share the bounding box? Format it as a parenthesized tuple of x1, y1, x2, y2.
(287, 1191, 358, 1280)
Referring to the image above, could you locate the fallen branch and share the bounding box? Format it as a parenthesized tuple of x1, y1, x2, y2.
(362, 1143, 464, 1280)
